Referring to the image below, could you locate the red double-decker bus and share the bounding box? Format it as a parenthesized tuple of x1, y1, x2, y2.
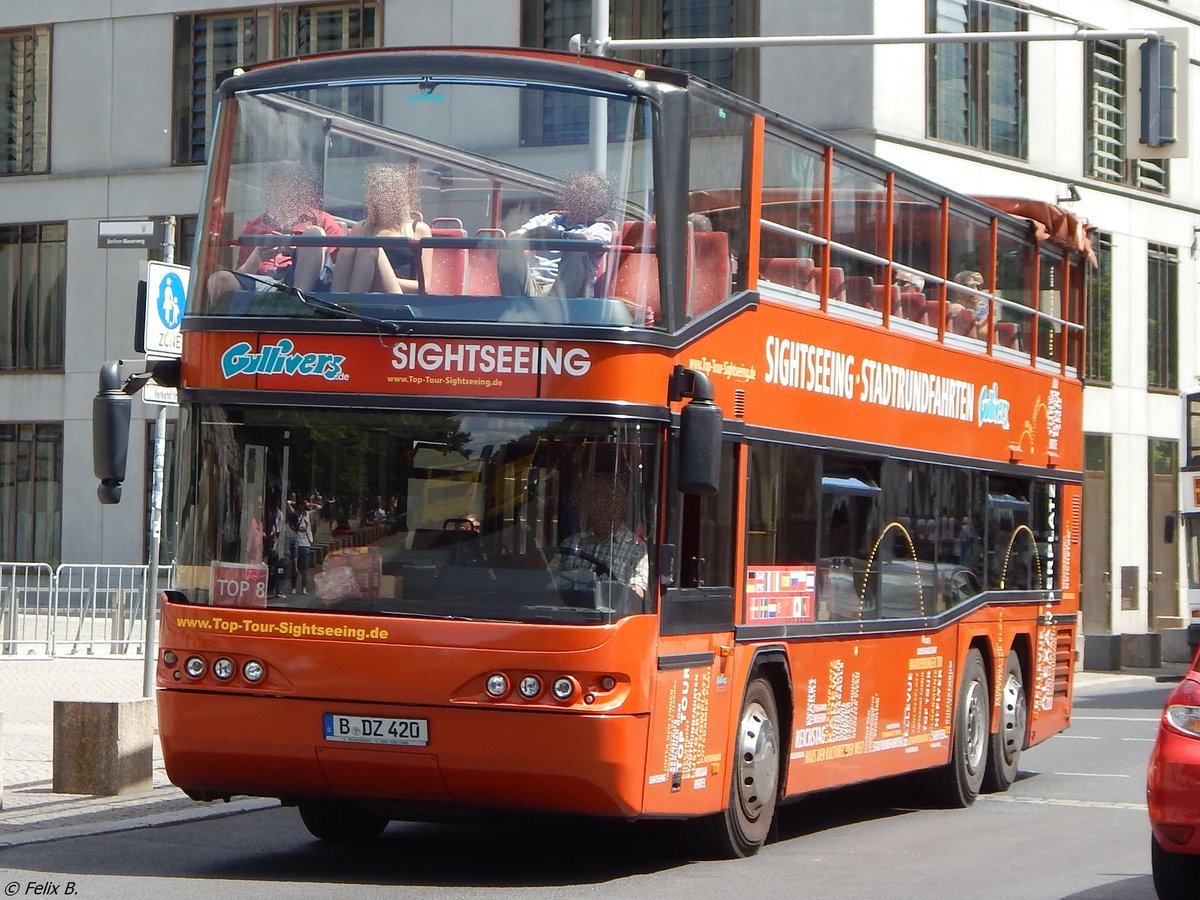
(96, 46, 1087, 857)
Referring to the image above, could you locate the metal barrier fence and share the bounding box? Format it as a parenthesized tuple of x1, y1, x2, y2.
(0, 562, 170, 657)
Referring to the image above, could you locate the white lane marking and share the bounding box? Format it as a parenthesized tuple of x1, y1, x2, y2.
(1054, 772, 1130, 778)
(1072, 716, 1159, 722)
(983, 795, 1146, 811)
(1121, 737, 1155, 742)
(1057, 734, 1101, 739)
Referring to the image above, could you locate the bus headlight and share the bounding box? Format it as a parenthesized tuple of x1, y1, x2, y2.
(518, 675, 542, 699)
(184, 656, 205, 678)
(243, 659, 265, 683)
(213, 658, 235, 680)
(551, 677, 576, 701)
(485, 673, 509, 698)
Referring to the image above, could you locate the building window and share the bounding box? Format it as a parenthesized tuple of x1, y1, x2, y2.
(1147, 243, 1177, 390)
(172, 4, 380, 165)
(1084, 232, 1112, 384)
(0, 422, 62, 563)
(1, 26, 50, 175)
(1085, 39, 1169, 193)
(0, 223, 66, 371)
(927, 0, 1026, 158)
(521, 0, 758, 144)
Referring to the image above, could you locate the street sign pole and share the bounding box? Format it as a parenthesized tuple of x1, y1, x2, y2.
(143, 216, 177, 699)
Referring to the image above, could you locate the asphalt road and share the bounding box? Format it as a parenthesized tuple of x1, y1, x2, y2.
(0, 673, 1177, 900)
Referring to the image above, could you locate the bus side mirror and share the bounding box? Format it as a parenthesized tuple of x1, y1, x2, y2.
(669, 365, 722, 495)
(1188, 621, 1200, 650)
(93, 360, 132, 505)
(1165, 514, 1177, 544)
(679, 397, 722, 494)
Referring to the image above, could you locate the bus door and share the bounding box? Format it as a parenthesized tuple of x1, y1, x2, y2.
(643, 440, 740, 816)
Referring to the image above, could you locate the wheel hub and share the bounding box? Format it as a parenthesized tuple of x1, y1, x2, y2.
(735, 701, 779, 820)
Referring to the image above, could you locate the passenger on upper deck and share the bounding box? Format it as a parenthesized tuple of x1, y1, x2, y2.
(499, 172, 616, 298)
(206, 162, 344, 301)
(332, 163, 432, 294)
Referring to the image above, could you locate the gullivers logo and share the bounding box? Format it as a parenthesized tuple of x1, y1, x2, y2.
(221, 339, 347, 381)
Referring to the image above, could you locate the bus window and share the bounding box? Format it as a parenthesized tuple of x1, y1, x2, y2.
(818, 458, 882, 621)
(829, 159, 887, 310)
(986, 481, 1034, 590)
(679, 442, 737, 589)
(995, 227, 1034, 351)
(1038, 246, 1065, 364)
(758, 132, 824, 293)
(745, 443, 819, 568)
(891, 186, 942, 324)
(685, 92, 748, 320)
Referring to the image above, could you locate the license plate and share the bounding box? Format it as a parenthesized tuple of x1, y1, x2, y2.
(323, 713, 428, 746)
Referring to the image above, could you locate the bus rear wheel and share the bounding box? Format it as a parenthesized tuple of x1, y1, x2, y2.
(927, 648, 988, 808)
(693, 677, 780, 858)
(983, 649, 1026, 792)
(298, 799, 389, 842)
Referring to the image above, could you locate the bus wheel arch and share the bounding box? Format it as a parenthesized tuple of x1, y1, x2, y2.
(692, 650, 790, 859)
(927, 644, 990, 807)
(983, 640, 1030, 793)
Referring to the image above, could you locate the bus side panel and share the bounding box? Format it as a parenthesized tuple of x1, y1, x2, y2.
(640, 632, 738, 817)
(1028, 480, 1080, 745)
(778, 630, 958, 798)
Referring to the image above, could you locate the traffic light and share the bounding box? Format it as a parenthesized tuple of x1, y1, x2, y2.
(1127, 28, 1189, 161)
(1140, 36, 1177, 148)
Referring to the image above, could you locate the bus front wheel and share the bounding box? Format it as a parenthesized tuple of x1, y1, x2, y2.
(298, 799, 389, 842)
(927, 648, 988, 807)
(694, 677, 780, 858)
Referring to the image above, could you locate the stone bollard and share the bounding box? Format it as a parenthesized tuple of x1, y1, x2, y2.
(1120, 632, 1162, 669)
(1161, 628, 1195, 665)
(1082, 633, 1122, 671)
(52, 699, 154, 796)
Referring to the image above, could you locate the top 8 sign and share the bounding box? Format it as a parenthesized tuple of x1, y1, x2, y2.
(143, 261, 190, 358)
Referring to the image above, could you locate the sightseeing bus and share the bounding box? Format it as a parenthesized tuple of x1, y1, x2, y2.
(95, 46, 1086, 857)
(1181, 386, 1200, 619)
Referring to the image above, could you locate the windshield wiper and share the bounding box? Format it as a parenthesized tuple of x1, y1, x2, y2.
(240, 273, 402, 335)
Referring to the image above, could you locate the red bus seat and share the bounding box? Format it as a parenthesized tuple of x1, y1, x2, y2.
(467, 227, 504, 295)
(810, 267, 845, 300)
(874, 283, 901, 315)
(688, 230, 731, 316)
(900, 289, 928, 324)
(844, 275, 875, 308)
(426, 218, 467, 293)
(995, 321, 1020, 349)
(612, 221, 660, 325)
(762, 257, 815, 290)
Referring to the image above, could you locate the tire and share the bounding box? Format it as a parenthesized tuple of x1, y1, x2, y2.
(298, 799, 389, 842)
(692, 677, 781, 858)
(983, 649, 1027, 793)
(927, 648, 988, 807)
(1151, 834, 1200, 900)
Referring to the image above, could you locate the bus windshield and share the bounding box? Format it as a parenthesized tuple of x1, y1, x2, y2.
(172, 408, 661, 626)
(197, 75, 657, 327)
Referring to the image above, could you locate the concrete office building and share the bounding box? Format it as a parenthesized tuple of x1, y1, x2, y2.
(1, 0, 1196, 637)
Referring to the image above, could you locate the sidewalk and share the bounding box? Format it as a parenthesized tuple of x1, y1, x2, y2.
(0, 656, 1192, 847)
(0, 657, 273, 847)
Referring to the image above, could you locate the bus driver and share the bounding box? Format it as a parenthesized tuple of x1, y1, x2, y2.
(556, 475, 648, 598)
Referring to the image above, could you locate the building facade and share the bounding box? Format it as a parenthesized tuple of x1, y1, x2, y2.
(1, 0, 1195, 634)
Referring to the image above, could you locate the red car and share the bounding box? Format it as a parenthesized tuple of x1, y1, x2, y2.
(1148, 623, 1200, 899)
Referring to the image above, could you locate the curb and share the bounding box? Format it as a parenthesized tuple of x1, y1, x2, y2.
(0, 797, 279, 848)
